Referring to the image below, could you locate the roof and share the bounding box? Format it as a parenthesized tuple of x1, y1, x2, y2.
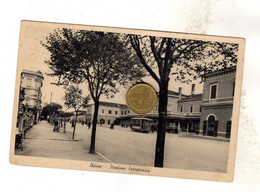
(131, 117, 154, 121)
(204, 65, 236, 79)
(76, 110, 87, 115)
(179, 93, 202, 102)
(163, 90, 189, 97)
(87, 101, 127, 108)
(22, 70, 44, 79)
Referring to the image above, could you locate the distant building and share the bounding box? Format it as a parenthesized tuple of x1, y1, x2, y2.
(20, 70, 44, 123)
(70, 110, 87, 123)
(178, 89, 202, 132)
(85, 102, 126, 126)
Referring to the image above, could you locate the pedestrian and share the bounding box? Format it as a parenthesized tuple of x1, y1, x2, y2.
(53, 120, 59, 132)
(110, 123, 114, 129)
(60, 119, 63, 127)
(151, 124, 155, 133)
(71, 120, 75, 129)
(63, 120, 66, 133)
(87, 121, 91, 129)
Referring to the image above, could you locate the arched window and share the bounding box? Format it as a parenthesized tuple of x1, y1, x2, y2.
(208, 115, 215, 122)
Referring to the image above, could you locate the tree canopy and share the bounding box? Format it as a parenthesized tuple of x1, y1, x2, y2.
(64, 85, 90, 112)
(41, 29, 145, 100)
(41, 102, 62, 119)
(128, 35, 238, 84)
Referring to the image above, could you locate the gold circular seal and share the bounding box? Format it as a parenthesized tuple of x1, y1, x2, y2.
(126, 83, 157, 114)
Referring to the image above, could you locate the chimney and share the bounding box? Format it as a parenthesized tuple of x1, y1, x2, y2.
(178, 87, 182, 99)
(191, 84, 195, 97)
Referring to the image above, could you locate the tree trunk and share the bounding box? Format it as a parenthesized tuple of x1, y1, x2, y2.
(154, 80, 169, 167)
(89, 100, 99, 154)
(63, 117, 66, 133)
(72, 111, 78, 140)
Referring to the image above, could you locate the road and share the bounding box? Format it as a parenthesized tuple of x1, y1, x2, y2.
(66, 122, 229, 172)
(15, 121, 230, 172)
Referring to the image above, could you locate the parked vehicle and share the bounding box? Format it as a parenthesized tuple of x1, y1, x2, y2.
(130, 117, 154, 133)
(166, 122, 179, 134)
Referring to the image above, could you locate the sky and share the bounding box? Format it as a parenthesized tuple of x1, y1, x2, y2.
(16, 0, 248, 112)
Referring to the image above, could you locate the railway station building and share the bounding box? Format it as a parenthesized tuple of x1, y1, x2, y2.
(83, 66, 236, 138)
(200, 66, 236, 138)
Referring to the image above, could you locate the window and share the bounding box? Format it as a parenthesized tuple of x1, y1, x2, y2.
(108, 110, 112, 114)
(124, 111, 126, 115)
(27, 78, 32, 87)
(102, 109, 104, 113)
(108, 119, 110, 125)
(180, 106, 183, 112)
(128, 110, 130, 114)
(189, 105, 193, 113)
(115, 111, 118, 115)
(210, 84, 217, 99)
(200, 107, 202, 112)
(121, 111, 123, 115)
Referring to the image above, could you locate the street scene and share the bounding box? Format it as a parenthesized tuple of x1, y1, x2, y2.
(12, 21, 242, 177)
(16, 120, 229, 172)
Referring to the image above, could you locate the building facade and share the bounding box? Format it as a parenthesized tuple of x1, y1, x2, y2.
(17, 70, 44, 136)
(20, 70, 44, 123)
(178, 91, 202, 133)
(200, 66, 236, 137)
(83, 66, 236, 138)
(85, 102, 126, 126)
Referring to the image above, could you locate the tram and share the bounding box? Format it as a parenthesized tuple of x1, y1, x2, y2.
(130, 117, 155, 133)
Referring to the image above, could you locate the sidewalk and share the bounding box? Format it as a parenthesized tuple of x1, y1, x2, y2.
(178, 132, 230, 142)
(15, 121, 107, 163)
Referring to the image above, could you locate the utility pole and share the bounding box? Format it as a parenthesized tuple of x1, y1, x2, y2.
(50, 92, 52, 105)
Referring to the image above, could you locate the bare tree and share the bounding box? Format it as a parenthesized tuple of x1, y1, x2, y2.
(64, 85, 90, 139)
(128, 34, 238, 167)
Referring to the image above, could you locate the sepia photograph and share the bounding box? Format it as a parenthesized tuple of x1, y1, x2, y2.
(10, 21, 245, 181)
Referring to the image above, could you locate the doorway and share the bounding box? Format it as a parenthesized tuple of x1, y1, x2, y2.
(207, 115, 218, 137)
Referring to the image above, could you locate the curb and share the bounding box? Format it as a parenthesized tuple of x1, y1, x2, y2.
(96, 152, 114, 163)
(64, 132, 78, 141)
(179, 135, 230, 142)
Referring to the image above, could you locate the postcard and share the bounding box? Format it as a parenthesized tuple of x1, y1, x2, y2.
(10, 20, 245, 182)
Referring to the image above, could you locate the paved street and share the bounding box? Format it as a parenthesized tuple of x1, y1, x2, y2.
(15, 121, 229, 172)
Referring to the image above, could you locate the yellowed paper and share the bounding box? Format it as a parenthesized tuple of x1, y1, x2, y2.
(10, 20, 245, 182)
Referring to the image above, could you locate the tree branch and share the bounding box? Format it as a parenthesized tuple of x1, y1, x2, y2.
(150, 36, 163, 78)
(129, 35, 160, 84)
